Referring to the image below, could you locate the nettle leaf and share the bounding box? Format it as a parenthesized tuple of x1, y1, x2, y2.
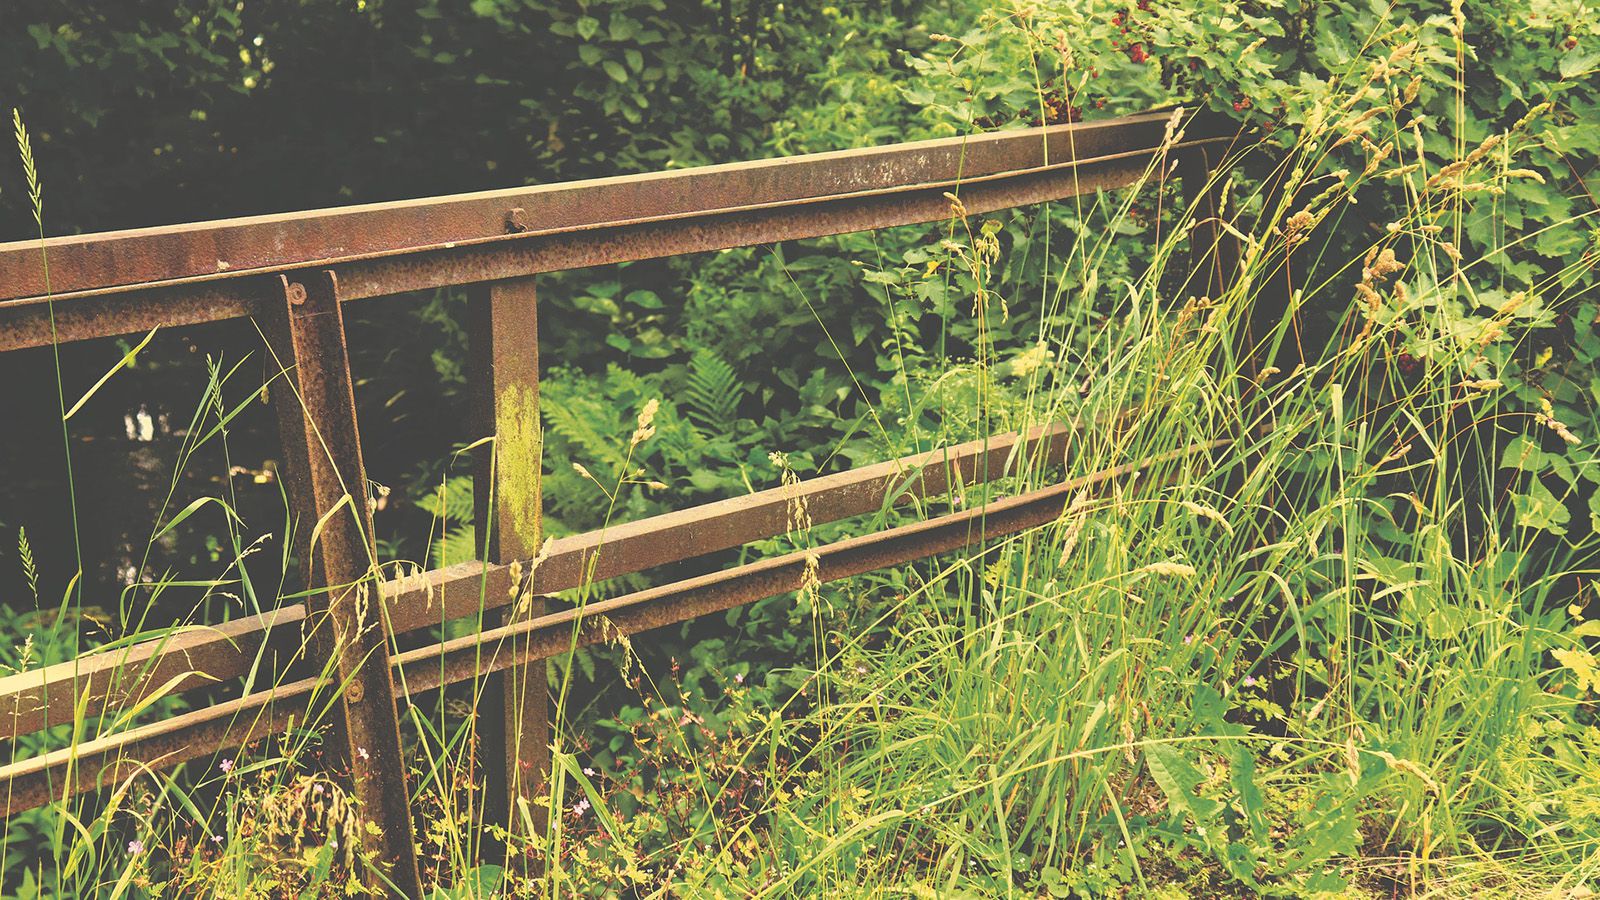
(1227, 744, 1269, 843)
(1535, 225, 1585, 258)
(1513, 479, 1570, 535)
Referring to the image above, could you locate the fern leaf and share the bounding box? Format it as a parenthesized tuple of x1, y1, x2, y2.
(684, 349, 743, 437)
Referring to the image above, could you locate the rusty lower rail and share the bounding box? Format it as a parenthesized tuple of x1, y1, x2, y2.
(0, 437, 1221, 815)
(0, 424, 1071, 740)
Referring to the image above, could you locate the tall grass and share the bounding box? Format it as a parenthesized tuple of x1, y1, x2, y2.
(521, 49, 1600, 899)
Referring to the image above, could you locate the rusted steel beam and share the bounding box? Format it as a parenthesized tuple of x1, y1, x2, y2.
(385, 422, 1076, 635)
(0, 113, 1233, 350)
(0, 674, 321, 816)
(465, 276, 550, 842)
(263, 271, 423, 898)
(0, 438, 1222, 816)
(0, 111, 1205, 298)
(0, 424, 1071, 740)
(0, 604, 305, 738)
(391, 438, 1226, 692)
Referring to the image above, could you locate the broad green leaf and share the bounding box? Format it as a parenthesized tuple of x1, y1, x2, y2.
(1512, 479, 1569, 534)
(1560, 49, 1600, 79)
(610, 15, 638, 42)
(1145, 743, 1223, 825)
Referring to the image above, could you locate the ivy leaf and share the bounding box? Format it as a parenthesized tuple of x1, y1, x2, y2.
(609, 14, 638, 42)
(1553, 647, 1600, 693)
(1502, 435, 1549, 472)
(575, 16, 600, 41)
(604, 60, 629, 83)
(1512, 479, 1570, 535)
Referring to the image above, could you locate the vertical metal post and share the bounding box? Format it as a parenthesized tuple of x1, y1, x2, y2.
(1179, 144, 1233, 305)
(467, 276, 550, 853)
(265, 270, 424, 898)
(1181, 144, 1261, 384)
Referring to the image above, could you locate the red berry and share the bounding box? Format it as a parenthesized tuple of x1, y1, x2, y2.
(1234, 101, 1244, 112)
(1397, 352, 1421, 375)
(1188, 58, 1199, 71)
(1567, 37, 1579, 49)
(1112, 12, 1124, 26)
(1129, 43, 1148, 63)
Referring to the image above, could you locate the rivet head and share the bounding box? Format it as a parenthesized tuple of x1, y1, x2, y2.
(286, 282, 308, 305)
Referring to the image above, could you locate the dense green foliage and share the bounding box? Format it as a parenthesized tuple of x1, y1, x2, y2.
(4, 0, 1600, 896)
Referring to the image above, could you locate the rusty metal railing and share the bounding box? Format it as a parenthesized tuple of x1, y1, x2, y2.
(0, 108, 1237, 897)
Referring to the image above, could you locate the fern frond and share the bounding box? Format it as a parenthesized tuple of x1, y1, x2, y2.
(418, 475, 476, 527)
(431, 527, 478, 569)
(544, 396, 630, 470)
(685, 349, 743, 438)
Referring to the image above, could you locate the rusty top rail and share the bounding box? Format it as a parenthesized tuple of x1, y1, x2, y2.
(0, 109, 1232, 350)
